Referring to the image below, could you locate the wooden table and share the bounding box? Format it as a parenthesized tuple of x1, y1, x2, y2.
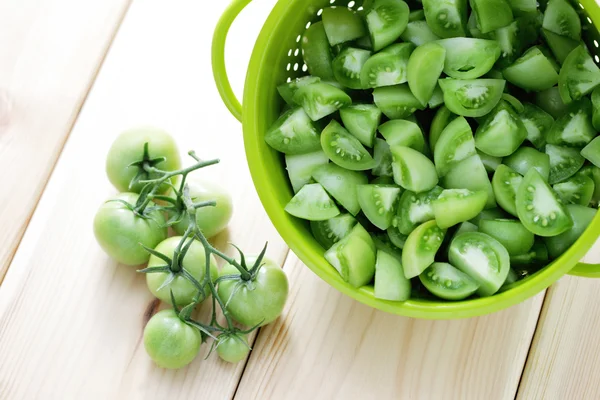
(1, 1, 600, 399)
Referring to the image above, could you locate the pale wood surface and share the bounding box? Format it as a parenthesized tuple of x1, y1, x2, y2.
(0, 1, 599, 399)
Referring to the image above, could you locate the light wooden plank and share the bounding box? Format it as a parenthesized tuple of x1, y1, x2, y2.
(0, 0, 282, 398)
(235, 253, 544, 400)
(517, 242, 600, 400)
(0, 0, 131, 280)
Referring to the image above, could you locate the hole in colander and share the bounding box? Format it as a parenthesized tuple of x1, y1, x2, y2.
(330, 0, 335, 3)
(287, 63, 292, 71)
(595, 40, 599, 48)
(296, 35, 302, 42)
(357, 6, 363, 11)
(293, 63, 299, 71)
(287, 77, 292, 83)
(588, 16, 593, 24)
(595, 55, 600, 63)
(348, 0, 356, 7)
(317, 8, 323, 16)
(580, 3, 585, 9)
(306, 21, 312, 29)
(302, 64, 308, 72)
(294, 48, 300, 56)
(288, 49, 293, 56)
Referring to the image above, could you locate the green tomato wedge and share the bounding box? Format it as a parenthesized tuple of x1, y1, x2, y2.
(437, 38, 501, 79)
(357, 184, 402, 230)
(516, 169, 573, 236)
(492, 164, 523, 216)
(325, 227, 376, 288)
(553, 174, 596, 206)
(322, 7, 367, 46)
(390, 145, 439, 193)
(559, 45, 600, 104)
(439, 78, 506, 118)
(474, 101, 527, 157)
(312, 163, 368, 216)
(544, 204, 597, 259)
(511, 238, 549, 268)
(504, 147, 551, 182)
(365, 0, 410, 51)
(374, 250, 412, 301)
(407, 42, 446, 106)
(503, 46, 559, 91)
(428, 85, 445, 108)
(433, 116, 475, 177)
(350, 223, 377, 254)
(285, 150, 329, 193)
(478, 150, 503, 173)
(448, 232, 510, 296)
(360, 43, 414, 88)
(592, 86, 600, 131)
(443, 155, 497, 209)
(507, 0, 537, 15)
(265, 107, 321, 154)
(402, 220, 447, 279)
(395, 186, 443, 235)
(429, 105, 458, 151)
(546, 144, 586, 184)
(520, 103, 554, 149)
(469, 208, 509, 225)
(502, 93, 525, 113)
(302, 22, 335, 80)
(409, 9, 426, 22)
(400, 20, 442, 46)
(470, 0, 514, 34)
(535, 86, 569, 119)
(277, 76, 321, 106)
(419, 262, 479, 300)
(320, 120, 376, 171)
(332, 47, 372, 89)
(478, 218, 535, 255)
(433, 189, 488, 229)
(372, 138, 394, 177)
(541, 28, 579, 65)
(285, 183, 340, 221)
(422, 0, 467, 38)
(577, 165, 600, 207)
(581, 136, 600, 168)
(542, 0, 581, 41)
(373, 84, 425, 119)
(293, 82, 352, 121)
(379, 119, 425, 152)
(387, 226, 408, 249)
(339, 104, 382, 147)
(546, 98, 596, 148)
(311, 213, 357, 249)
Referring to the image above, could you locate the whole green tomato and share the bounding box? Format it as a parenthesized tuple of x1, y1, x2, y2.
(106, 127, 181, 194)
(217, 256, 288, 327)
(143, 309, 201, 369)
(146, 236, 218, 306)
(216, 333, 250, 363)
(93, 192, 167, 266)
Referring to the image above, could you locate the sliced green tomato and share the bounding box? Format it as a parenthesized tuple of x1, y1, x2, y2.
(373, 84, 425, 119)
(372, 232, 403, 259)
(422, 0, 467, 38)
(395, 186, 443, 235)
(285, 151, 329, 193)
(357, 184, 402, 230)
(469, 208, 509, 225)
(360, 43, 413, 88)
(553, 174, 596, 206)
(577, 165, 600, 206)
(379, 119, 425, 152)
(302, 22, 335, 79)
(542, 0, 581, 41)
(371, 176, 395, 185)
(490, 18, 534, 68)
(390, 146, 439, 193)
(400, 20, 441, 46)
(332, 47, 372, 89)
(439, 79, 506, 118)
(387, 226, 408, 248)
(320, 120, 376, 171)
(365, 0, 410, 51)
(492, 164, 523, 216)
(322, 7, 367, 46)
(448, 232, 510, 296)
(520, 103, 554, 149)
(559, 46, 600, 104)
(541, 28, 579, 65)
(265, 107, 321, 154)
(372, 138, 393, 177)
(293, 82, 351, 121)
(402, 220, 447, 279)
(470, 0, 514, 34)
(433, 116, 475, 177)
(592, 86, 600, 131)
(503, 46, 559, 91)
(285, 183, 340, 221)
(544, 204, 597, 258)
(409, 9, 425, 22)
(443, 155, 496, 209)
(467, 11, 486, 39)
(339, 104, 382, 147)
(429, 106, 458, 151)
(504, 147, 551, 182)
(428, 85, 444, 108)
(581, 136, 600, 168)
(311, 213, 357, 249)
(419, 262, 479, 300)
(355, 34, 373, 50)
(350, 223, 377, 253)
(474, 101, 527, 157)
(374, 250, 411, 301)
(277, 76, 321, 105)
(516, 169, 573, 236)
(546, 144, 586, 184)
(437, 38, 501, 79)
(407, 42, 446, 106)
(535, 86, 569, 119)
(478, 218, 535, 255)
(478, 150, 502, 173)
(432, 189, 488, 229)
(325, 229, 376, 288)
(312, 163, 368, 216)
(511, 238, 549, 267)
(546, 99, 596, 147)
(502, 93, 525, 113)
(507, 0, 537, 15)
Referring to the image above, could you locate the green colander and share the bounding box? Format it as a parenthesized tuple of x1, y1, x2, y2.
(212, 0, 600, 319)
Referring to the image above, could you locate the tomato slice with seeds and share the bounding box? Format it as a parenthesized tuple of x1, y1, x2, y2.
(285, 150, 329, 193)
(311, 213, 357, 249)
(437, 38, 501, 79)
(422, 0, 467, 38)
(419, 262, 479, 301)
(543, 204, 597, 258)
(470, 0, 514, 34)
(541, 28, 579, 65)
(312, 163, 368, 216)
(400, 20, 441, 46)
(357, 184, 403, 230)
(433, 116, 476, 177)
(390, 145, 439, 193)
(553, 174, 596, 206)
(322, 7, 367, 46)
(478, 218, 534, 256)
(438, 79, 506, 118)
(332, 47, 372, 89)
(372, 138, 393, 177)
(373, 84, 426, 119)
(277, 76, 321, 106)
(503, 46, 559, 91)
(545, 144, 585, 184)
(395, 186, 444, 235)
(442, 155, 496, 209)
(432, 189, 488, 229)
(293, 82, 352, 121)
(339, 104, 382, 148)
(265, 107, 321, 154)
(285, 183, 340, 221)
(429, 105, 458, 151)
(520, 102, 554, 149)
(365, 0, 410, 51)
(558, 45, 600, 103)
(325, 226, 376, 288)
(320, 120, 376, 171)
(504, 147, 550, 182)
(379, 119, 425, 152)
(402, 220, 447, 279)
(542, 0, 581, 41)
(492, 164, 523, 216)
(474, 100, 528, 157)
(360, 43, 414, 89)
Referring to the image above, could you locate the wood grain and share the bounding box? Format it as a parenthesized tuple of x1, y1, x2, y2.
(0, 0, 131, 280)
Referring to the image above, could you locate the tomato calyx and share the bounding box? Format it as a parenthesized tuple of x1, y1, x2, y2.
(127, 143, 169, 191)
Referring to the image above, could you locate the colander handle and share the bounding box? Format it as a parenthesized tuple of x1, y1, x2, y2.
(212, 0, 253, 122)
(569, 262, 600, 278)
